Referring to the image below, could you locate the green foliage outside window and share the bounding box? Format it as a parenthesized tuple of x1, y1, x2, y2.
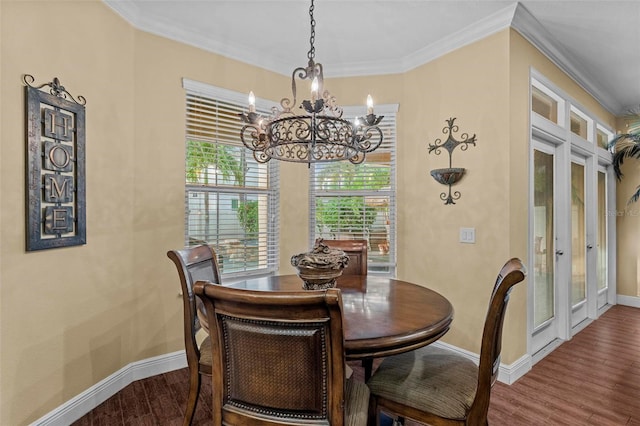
(186, 140, 244, 185)
(186, 140, 259, 235)
(315, 162, 390, 190)
(609, 129, 640, 204)
(316, 197, 377, 235)
(315, 163, 390, 236)
(237, 200, 259, 235)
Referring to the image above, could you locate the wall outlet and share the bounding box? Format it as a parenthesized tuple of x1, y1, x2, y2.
(459, 227, 476, 244)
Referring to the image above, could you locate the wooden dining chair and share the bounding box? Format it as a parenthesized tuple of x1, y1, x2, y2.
(193, 282, 371, 426)
(319, 239, 368, 275)
(366, 258, 527, 426)
(167, 245, 221, 426)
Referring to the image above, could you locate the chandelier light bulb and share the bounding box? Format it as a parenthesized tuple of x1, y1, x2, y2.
(367, 95, 374, 115)
(248, 91, 256, 112)
(311, 77, 319, 103)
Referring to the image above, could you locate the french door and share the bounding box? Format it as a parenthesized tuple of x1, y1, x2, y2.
(596, 166, 610, 310)
(531, 142, 562, 354)
(531, 142, 615, 358)
(570, 156, 613, 330)
(570, 156, 588, 328)
(529, 72, 616, 362)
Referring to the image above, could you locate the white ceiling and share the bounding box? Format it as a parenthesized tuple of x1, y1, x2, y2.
(103, 0, 640, 116)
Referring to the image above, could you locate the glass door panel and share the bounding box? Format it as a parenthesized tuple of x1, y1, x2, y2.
(571, 160, 587, 326)
(533, 150, 555, 328)
(597, 169, 608, 308)
(532, 145, 561, 355)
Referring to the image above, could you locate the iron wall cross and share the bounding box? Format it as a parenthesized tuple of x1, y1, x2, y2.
(428, 117, 477, 205)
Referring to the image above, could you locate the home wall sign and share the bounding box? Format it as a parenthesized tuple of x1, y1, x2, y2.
(428, 117, 477, 205)
(23, 74, 86, 251)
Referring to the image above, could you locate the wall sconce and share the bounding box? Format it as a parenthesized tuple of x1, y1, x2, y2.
(428, 117, 477, 205)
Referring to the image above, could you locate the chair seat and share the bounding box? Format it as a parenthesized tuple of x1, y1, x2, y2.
(367, 346, 478, 420)
(198, 336, 212, 375)
(345, 377, 370, 426)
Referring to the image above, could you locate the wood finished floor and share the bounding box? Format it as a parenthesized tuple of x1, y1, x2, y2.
(72, 304, 640, 425)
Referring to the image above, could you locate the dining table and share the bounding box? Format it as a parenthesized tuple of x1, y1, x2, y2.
(225, 274, 454, 380)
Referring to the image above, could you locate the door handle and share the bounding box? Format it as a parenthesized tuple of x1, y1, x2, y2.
(555, 250, 564, 256)
(587, 244, 593, 249)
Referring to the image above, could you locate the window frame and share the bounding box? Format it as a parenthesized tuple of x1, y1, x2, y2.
(308, 103, 399, 277)
(532, 77, 566, 127)
(183, 78, 280, 279)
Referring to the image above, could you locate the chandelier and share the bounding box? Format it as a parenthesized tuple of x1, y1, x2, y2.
(239, 0, 384, 165)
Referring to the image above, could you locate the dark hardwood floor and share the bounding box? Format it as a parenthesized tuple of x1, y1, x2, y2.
(72, 304, 640, 425)
(488, 304, 640, 425)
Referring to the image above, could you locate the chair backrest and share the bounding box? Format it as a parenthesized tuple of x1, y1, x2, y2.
(469, 257, 527, 422)
(319, 239, 368, 276)
(193, 282, 348, 426)
(167, 245, 221, 367)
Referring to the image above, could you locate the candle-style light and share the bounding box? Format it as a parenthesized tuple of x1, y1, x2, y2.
(311, 77, 319, 103)
(248, 91, 256, 113)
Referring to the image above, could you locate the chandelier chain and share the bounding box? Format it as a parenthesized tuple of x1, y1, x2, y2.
(307, 0, 316, 61)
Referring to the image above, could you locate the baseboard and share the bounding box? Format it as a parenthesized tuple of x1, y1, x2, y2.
(432, 341, 531, 385)
(33, 338, 538, 425)
(31, 351, 187, 426)
(617, 294, 640, 308)
(531, 338, 564, 366)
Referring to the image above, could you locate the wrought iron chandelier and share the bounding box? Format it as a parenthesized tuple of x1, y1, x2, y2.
(239, 0, 384, 164)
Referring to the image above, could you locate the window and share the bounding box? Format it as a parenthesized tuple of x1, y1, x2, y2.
(309, 104, 398, 275)
(531, 78, 564, 126)
(532, 86, 558, 123)
(183, 79, 279, 277)
(596, 125, 613, 150)
(570, 106, 592, 141)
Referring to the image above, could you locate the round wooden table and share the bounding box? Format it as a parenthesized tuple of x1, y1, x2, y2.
(227, 274, 454, 379)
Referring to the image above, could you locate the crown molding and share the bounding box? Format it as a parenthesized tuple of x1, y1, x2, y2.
(102, 0, 295, 76)
(398, 3, 518, 75)
(104, 0, 517, 79)
(510, 3, 621, 115)
(322, 3, 516, 77)
(103, 0, 620, 114)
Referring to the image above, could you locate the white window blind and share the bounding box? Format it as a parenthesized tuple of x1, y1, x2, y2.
(183, 79, 279, 278)
(310, 104, 398, 275)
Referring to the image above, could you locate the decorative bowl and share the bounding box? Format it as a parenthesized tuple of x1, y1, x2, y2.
(291, 239, 350, 290)
(430, 167, 466, 185)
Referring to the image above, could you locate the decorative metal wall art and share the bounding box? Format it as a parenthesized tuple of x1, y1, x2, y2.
(24, 74, 86, 251)
(428, 117, 477, 205)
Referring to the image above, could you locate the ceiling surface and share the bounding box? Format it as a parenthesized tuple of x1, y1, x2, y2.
(104, 0, 640, 116)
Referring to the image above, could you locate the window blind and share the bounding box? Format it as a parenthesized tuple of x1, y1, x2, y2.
(183, 79, 279, 278)
(309, 104, 398, 275)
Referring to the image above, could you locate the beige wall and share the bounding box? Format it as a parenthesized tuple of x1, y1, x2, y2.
(282, 31, 523, 361)
(130, 30, 291, 360)
(1, 1, 136, 424)
(0, 2, 629, 425)
(615, 115, 640, 297)
(397, 31, 521, 359)
(0, 1, 292, 424)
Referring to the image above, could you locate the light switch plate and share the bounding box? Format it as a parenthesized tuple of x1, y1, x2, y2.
(460, 227, 476, 244)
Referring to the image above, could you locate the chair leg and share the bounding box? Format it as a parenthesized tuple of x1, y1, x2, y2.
(362, 358, 374, 381)
(183, 369, 201, 426)
(368, 395, 378, 426)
